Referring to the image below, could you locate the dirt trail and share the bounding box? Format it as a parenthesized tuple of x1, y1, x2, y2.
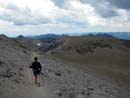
(8, 52, 52, 98)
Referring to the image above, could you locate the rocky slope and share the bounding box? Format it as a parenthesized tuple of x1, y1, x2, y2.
(40, 55, 130, 98)
(0, 34, 130, 98)
(40, 36, 130, 66)
(0, 34, 31, 97)
(39, 36, 130, 94)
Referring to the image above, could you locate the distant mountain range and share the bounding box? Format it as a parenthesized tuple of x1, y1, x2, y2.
(82, 33, 116, 39)
(17, 32, 130, 40)
(110, 32, 130, 40)
(68, 32, 130, 40)
(26, 34, 68, 39)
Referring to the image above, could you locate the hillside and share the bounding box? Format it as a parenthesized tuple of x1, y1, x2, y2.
(14, 36, 43, 51)
(43, 36, 130, 66)
(0, 34, 130, 98)
(0, 34, 31, 97)
(41, 36, 130, 89)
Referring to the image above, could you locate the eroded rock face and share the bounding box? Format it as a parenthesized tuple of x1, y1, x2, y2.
(39, 38, 65, 53)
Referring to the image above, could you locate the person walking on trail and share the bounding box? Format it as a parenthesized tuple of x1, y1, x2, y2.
(30, 57, 42, 85)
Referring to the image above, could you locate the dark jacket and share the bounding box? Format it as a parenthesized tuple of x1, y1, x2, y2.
(30, 61, 42, 71)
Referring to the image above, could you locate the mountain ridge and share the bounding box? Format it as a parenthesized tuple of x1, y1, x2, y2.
(15, 32, 130, 40)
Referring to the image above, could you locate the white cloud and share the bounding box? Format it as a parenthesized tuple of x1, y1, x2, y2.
(0, 0, 130, 36)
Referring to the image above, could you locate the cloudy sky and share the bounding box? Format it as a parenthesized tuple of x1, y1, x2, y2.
(0, 0, 130, 37)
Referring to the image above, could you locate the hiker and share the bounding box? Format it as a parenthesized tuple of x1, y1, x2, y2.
(30, 57, 42, 84)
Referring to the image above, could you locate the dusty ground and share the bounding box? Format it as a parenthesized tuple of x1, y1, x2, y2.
(0, 51, 130, 98)
(5, 52, 52, 98)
